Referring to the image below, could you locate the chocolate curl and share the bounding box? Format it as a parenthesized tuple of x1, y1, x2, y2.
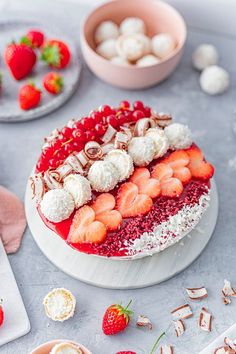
(173, 319, 185, 337)
(101, 124, 117, 143)
(120, 126, 133, 140)
(66, 154, 85, 174)
(171, 304, 193, 320)
(136, 315, 152, 330)
(102, 143, 114, 155)
(222, 297, 231, 305)
(75, 150, 90, 167)
(56, 163, 74, 180)
(222, 280, 236, 297)
(186, 287, 208, 300)
(224, 337, 236, 350)
(160, 345, 174, 354)
(151, 111, 172, 129)
(114, 132, 130, 150)
(214, 346, 235, 354)
(29, 173, 46, 203)
(84, 141, 103, 160)
(198, 307, 212, 332)
(42, 129, 61, 149)
(44, 170, 63, 190)
(134, 118, 156, 137)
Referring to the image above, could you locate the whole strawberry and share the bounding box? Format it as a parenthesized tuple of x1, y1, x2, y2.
(102, 300, 133, 335)
(4, 43, 36, 80)
(43, 72, 63, 94)
(0, 300, 4, 327)
(21, 29, 45, 48)
(19, 82, 41, 110)
(41, 39, 71, 69)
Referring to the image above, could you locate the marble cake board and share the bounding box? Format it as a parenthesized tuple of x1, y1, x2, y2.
(25, 179, 218, 289)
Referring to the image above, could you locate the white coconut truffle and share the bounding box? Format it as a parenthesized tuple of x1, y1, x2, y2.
(43, 288, 76, 322)
(110, 56, 130, 66)
(145, 128, 169, 158)
(105, 149, 134, 182)
(116, 34, 146, 61)
(88, 160, 120, 192)
(40, 189, 75, 223)
(96, 39, 117, 59)
(50, 342, 83, 354)
(192, 44, 218, 71)
(120, 17, 146, 35)
(64, 174, 91, 209)
(165, 123, 193, 150)
(151, 33, 176, 59)
(137, 54, 160, 67)
(94, 20, 119, 45)
(136, 34, 151, 55)
(128, 137, 156, 166)
(200, 65, 229, 95)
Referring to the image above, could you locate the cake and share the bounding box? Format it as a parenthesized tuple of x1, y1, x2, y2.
(30, 101, 214, 258)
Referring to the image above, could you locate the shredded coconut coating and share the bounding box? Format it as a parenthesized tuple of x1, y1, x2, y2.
(40, 189, 75, 223)
(43, 288, 76, 322)
(116, 34, 146, 61)
(50, 342, 83, 354)
(192, 44, 218, 71)
(64, 174, 92, 208)
(88, 160, 120, 192)
(96, 38, 118, 60)
(151, 33, 175, 59)
(145, 127, 169, 158)
(137, 54, 160, 67)
(104, 149, 134, 182)
(165, 123, 193, 150)
(94, 20, 119, 45)
(128, 136, 156, 166)
(120, 17, 146, 35)
(200, 65, 229, 95)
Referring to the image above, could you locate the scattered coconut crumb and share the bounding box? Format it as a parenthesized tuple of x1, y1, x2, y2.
(136, 315, 152, 330)
(199, 307, 212, 332)
(186, 287, 208, 300)
(173, 319, 185, 337)
(228, 156, 236, 171)
(160, 345, 174, 354)
(171, 304, 193, 320)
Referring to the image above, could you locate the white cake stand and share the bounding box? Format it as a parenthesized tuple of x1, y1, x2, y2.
(25, 179, 218, 289)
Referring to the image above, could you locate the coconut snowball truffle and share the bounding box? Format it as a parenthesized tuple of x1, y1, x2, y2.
(120, 17, 146, 35)
(116, 34, 146, 61)
(104, 149, 134, 182)
(50, 342, 83, 354)
(94, 20, 119, 45)
(43, 288, 76, 322)
(137, 54, 160, 67)
(151, 33, 176, 59)
(96, 39, 117, 59)
(64, 174, 91, 209)
(88, 160, 120, 192)
(111, 56, 130, 66)
(145, 128, 169, 158)
(165, 123, 193, 150)
(40, 189, 75, 223)
(128, 136, 156, 166)
(200, 65, 229, 95)
(192, 44, 218, 71)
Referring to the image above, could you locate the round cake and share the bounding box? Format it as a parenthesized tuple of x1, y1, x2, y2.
(30, 101, 214, 258)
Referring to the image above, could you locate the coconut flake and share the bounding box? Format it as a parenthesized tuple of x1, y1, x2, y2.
(136, 315, 152, 330)
(173, 319, 185, 337)
(186, 287, 208, 300)
(199, 307, 212, 332)
(171, 304, 193, 320)
(222, 280, 236, 297)
(160, 345, 174, 354)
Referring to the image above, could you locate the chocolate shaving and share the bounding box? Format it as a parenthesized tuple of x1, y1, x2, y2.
(160, 345, 174, 354)
(136, 315, 152, 330)
(151, 111, 172, 129)
(114, 132, 130, 150)
(44, 170, 63, 190)
(84, 141, 103, 160)
(101, 124, 117, 143)
(101, 143, 115, 155)
(223, 296, 231, 305)
(224, 337, 236, 350)
(214, 346, 236, 354)
(29, 173, 46, 203)
(173, 319, 185, 337)
(199, 307, 212, 332)
(171, 304, 193, 320)
(76, 150, 90, 167)
(66, 154, 84, 174)
(186, 287, 208, 300)
(134, 118, 156, 137)
(56, 164, 74, 180)
(222, 280, 236, 297)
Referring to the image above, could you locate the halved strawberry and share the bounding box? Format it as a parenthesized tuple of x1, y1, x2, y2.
(173, 167, 192, 185)
(163, 150, 190, 169)
(186, 146, 214, 181)
(68, 206, 107, 244)
(116, 182, 153, 218)
(130, 167, 161, 198)
(151, 163, 173, 182)
(161, 178, 183, 198)
(91, 193, 122, 231)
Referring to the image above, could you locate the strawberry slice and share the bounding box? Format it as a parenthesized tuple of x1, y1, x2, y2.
(116, 182, 153, 218)
(186, 146, 214, 181)
(163, 150, 190, 169)
(68, 205, 107, 244)
(91, 193, 122, 231)
(151, 163, 173, 182)
(161, 177, 183, 198)
(130, 167, 161, 198)
(173, 167, 192, 185)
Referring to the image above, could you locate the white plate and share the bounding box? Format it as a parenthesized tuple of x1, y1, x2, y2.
(25, 178, 218, 289)
(199, 323, 236, 354)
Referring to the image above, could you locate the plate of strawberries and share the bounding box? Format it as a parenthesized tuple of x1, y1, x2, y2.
(0, 18, 81, 122)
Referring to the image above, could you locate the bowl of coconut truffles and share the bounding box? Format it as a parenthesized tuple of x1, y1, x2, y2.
(81, 0, 186, 89)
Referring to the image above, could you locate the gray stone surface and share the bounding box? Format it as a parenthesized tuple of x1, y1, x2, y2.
(1, 1, 236, 353)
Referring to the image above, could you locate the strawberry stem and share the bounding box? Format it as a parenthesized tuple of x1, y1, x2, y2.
(124, 299, 132, 311)
(149, 331, 165, 354)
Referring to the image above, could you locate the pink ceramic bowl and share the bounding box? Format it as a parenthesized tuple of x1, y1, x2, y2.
(81, 0, 187, 89)
(30, 339, 92, 354)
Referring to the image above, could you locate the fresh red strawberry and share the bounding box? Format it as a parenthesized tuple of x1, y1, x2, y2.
(161, 177, 183, 197)
(116, 182, 153, 218)
(23, 29, 45, 48)
(163, 150, 190, 169)
(4, 43, 36, 80)
(130, 167, 161, 198)
(19, 82, 41, 110)
(186, 145, 214, 181)
(151, 163, 173, 182)
(41, 39, 71, 69)
(116, 352, 136, 354)
(173, 167, 191, 185)
(0, 300, 4, 327)
(102, 300, 133, 335)
(68, 205, 107, 244)
(43, 72, 63, 94)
